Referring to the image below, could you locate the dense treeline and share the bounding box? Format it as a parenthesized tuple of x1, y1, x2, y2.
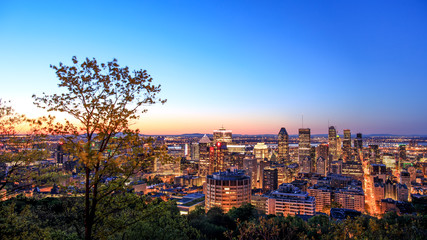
(1, 196, 426, 240)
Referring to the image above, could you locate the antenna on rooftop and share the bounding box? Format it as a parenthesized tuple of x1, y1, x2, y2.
(302, 115, 304, 128)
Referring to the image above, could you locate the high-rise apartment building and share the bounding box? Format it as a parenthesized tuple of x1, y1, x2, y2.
(278, 127, 290, 162)
(205, 170, 251, 213)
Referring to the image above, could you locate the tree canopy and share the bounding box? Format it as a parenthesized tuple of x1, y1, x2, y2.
(33, 57, 167, 240)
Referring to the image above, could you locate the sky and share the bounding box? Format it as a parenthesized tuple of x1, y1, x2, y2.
(1, 1, 427, 135)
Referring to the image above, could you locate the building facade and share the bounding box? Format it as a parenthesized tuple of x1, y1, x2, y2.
(278, 127, 290, 162)
(298, 128, 311, 166)
(266, 183, 315, 216)
(205, 170, 251, 213)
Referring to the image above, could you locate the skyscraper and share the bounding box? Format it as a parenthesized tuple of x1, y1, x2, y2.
(398, 144, 406, 170)
(343, 129, 352, 162)
(209, 142, 228, 174)
(328, 126, 338, 160)
(190, 142, 200, 160)
(316, 143, 329, 173)
(198, 134, 211, 178)
(316, 143, 329, 159)
(278, 127, 290, 162)
(316, 156, 327, 176)
(253, 142, 269, 160)
(354, 133, 363, 150)
(353, 133, 363, 162)
(213, 127, 232, 144)
(369, 145, 380, 164)
(298, 128, 311, 167)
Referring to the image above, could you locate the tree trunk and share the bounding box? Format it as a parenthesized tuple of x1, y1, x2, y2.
(85, 167, 92, 240)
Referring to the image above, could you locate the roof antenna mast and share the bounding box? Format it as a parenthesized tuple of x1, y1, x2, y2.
(302, 115, 304, 128)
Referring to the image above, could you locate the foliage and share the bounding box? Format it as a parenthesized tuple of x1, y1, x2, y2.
(109, 199, 200, 240)
(188, 206, 236, 240)
(1, 198, 426, 240)
(227, 203, 258, 222)
(33, 56, 166, 239)
(0, 100, 51, 199)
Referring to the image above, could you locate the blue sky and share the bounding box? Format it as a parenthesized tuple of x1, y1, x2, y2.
(1, 1, 426, 135)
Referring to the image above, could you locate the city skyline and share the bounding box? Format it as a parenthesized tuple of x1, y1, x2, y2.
(1, 1, 427, 135)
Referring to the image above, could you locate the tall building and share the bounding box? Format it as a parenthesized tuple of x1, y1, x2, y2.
(342, 129, 351, 162)
(198, 134, 211, 178)
(278, 127, 290, 162)
(205, 170, 251, 213)
(316, 156, 327, 176)
(369, 145, 381, 163)
(258, 160, 271, 188)
(213, 127, 232, 144)
(398, 145, 406, 170)
(243, 156, 258, 188)
(209, 142, 228, 174)
(190, 142, 200, 160)
(336, 135, 342, 159)
(316, 144, 329, 173)
(354, 133, 363, 150)
(328, 126, 338, 160)
(316, 144, 329, 160)
(262, 167, 278, 192)
(266, 183, 315, 216)
(300, 156, 312, 173)
(298, 128, 311, 166)
(253, 143, 269, 160)
(354, 133, 363, 162)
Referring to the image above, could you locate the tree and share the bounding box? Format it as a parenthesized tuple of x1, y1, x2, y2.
(227, 203, 258, 223)
(0, 100, 49, 199)
(33, 57, 166, 240)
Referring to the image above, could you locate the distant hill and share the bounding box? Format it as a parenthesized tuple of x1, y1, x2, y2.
(140, 133, 427, 138)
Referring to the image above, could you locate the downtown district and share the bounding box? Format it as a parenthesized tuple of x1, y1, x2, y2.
(4, 126, 427, 218)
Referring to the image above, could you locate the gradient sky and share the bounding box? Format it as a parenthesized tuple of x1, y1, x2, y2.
(1, 1, 427, 135)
